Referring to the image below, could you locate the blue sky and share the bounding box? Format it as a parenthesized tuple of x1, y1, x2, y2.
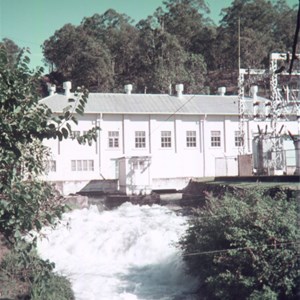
(0, 0, 298, 70)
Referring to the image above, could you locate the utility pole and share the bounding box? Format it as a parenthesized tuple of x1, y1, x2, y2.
(238, 53, 300, 175)
(237, 17, 246, 155)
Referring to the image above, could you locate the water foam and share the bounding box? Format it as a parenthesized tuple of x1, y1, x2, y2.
(37, 203, 198, 300)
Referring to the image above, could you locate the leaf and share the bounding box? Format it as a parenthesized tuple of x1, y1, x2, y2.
(61, 127, 68, 139)
(14, 229, 22, 239)
(45, 213, 52, 223)
(63, 105, 72, 113)
(35, 219, 42, 231)
(48, 123, 56, 130)
(57, 131, 63, 141)
(64, 111, 71, 119)
(71, 116, 78, 125)
(66, 123, 72, 132)
(14, 106, 21, 113)
(75, 108, 84, 116)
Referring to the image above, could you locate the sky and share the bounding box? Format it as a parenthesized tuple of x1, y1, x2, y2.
(0, 0, 298, 70)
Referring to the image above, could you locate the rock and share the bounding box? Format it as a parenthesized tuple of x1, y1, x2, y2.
(64, 194, 89, 209)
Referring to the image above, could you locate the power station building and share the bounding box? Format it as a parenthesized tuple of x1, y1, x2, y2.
(40, 82, 299, 195)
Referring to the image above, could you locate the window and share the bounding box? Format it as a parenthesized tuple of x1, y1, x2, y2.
(135, 131, 146, 148)
(161, 131, 172, 148)
(83, 160, 88, 171)
(71, 160, 94, 171)
(234, 131, 243, 147)
(108, 131, 119, 148)
(211, 131, 221, 147)
(71, 160, 76, 171)
(186, 131, 196, 147)
(132, 160, 145, 171)
(77, 160, 82, 171)
(88, 160, 94, 171)
(70, 131, 80, 139)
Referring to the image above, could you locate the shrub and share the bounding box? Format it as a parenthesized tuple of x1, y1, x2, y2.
(179, 188, 300, 299)
(0, 47, 97, 299)
(0, 247, 74, 299)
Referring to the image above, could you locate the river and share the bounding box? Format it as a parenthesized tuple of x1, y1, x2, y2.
(37, 202, 199, 300)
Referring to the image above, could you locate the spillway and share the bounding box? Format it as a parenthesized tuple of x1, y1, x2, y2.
(37, 203, 198, 300)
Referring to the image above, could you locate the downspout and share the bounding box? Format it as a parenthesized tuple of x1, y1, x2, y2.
(148, 114, 152, 154)
(223, 117, 227, 153)
(202, 114, 207, 177)
(122, 114, 125, 155)
(223, 117, 227, 175)
(98, 113, 105, 179)
(174, 115, 177, 153)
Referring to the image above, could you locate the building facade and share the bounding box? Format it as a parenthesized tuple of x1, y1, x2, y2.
(40, 83, 299, 195)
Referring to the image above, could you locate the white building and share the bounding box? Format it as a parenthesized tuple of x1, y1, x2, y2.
(40, 83, 299, 195)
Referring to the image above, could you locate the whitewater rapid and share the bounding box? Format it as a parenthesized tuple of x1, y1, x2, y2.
(37, 202, 198, 300)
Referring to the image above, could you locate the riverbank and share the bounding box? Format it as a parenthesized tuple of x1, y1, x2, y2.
(65, 175, 299, 212)
(179, 175, 299, 207)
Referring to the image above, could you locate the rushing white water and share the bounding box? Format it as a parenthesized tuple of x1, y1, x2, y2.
(37, 202, 198, 300)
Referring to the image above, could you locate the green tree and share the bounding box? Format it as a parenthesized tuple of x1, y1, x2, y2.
(214, 0, 297, 70)
(81, 9, 139, 91)
(179, 188, 299, 299)
(0, 38, 21, 67)
(43, 24, 113, 91)
(136, 15, 207, 94)
(160, 0, 212, 50)
(0, 47, 97, 297)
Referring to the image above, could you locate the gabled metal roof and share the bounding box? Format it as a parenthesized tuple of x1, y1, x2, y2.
(40, 93, 240, 115)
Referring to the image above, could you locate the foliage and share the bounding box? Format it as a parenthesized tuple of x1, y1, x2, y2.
(0, 248, 74, 299)
(0, 38, 21, 68)
(0, 47, 98, 297)
(179, 188, 300, 299)
(215, 0, 297, 70)
(0, 47, 97, 242)
(40, 0, 298, 94)
(43, 24, 114, 92)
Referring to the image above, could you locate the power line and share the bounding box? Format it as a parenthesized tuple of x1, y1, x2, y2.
(149, 93, 197, 136)
(183, 240, 300, 257)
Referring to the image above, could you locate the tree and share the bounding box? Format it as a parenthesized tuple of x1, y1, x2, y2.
(214, 0, 297, 70)
(0, 38, 21, 67)
(0, 47, 97, 297)
(81, 9, 139, 91)
(160, 0, 212, 50)
(179, 188, 299, 299)
(43, 24, 114, 92)
(272, 0, 298, 51)
(136, 15, 207, 94)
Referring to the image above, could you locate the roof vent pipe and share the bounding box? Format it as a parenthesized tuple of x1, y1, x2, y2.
(250, 85, 258, 101)
(125, 84, 133, 95)
(218, 87, 226, 96)
(63, 81, 72, 97)
(175, 84, 184, 97)
(47, 83, 56, 96)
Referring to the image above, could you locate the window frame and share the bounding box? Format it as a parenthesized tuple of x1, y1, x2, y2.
(135, 131, 146, 148)
(108, 131, 120, 148)
(234, 131, 243, 147)
(186, 130, 197, 148)
(71, 160, 94, 171)
(161, 131, 172, 148)
(211, 130, 221, 147)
